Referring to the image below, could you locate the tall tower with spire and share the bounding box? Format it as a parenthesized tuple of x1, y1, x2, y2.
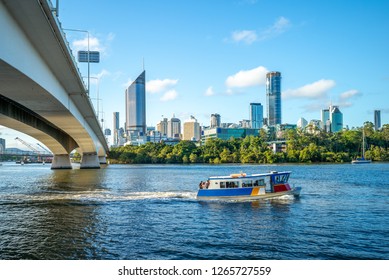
(266, 71, 282, 126)
(125, 71, 146, 139)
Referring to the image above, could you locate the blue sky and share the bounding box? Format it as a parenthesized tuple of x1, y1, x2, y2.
(1, 0, 389, 148)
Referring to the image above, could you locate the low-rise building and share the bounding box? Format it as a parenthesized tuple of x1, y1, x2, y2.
(201, 127, 259, 144)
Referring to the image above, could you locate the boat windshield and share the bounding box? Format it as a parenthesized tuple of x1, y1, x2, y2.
(271, 173, 290, 184)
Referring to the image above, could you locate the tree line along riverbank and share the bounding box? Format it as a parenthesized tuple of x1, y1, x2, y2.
(108, 123, 389, 164)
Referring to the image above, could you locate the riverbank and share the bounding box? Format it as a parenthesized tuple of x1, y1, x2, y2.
(108, 133, 389, 164)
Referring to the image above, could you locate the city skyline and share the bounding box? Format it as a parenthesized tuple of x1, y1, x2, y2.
(1, 0, 388, 148)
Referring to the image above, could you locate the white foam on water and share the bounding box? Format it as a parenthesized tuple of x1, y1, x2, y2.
(1, 190, 198, 203)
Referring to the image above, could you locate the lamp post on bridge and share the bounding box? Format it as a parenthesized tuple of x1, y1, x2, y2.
(63, 28, 100, 96)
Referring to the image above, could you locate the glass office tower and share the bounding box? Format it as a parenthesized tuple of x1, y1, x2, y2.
(266, 71, 282, 126)
(374, 110, 381, 131)
(330, 105, 343, 132)
(125, 71, 146, 137)
(250, 103, 263, 129)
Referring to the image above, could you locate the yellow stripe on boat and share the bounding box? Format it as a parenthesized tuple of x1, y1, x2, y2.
(251, 187, 260, 196)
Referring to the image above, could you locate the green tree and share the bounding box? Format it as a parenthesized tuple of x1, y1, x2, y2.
(189, 153, 199, 163)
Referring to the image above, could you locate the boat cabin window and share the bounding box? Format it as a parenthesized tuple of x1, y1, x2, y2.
(226, 181, 238, 188)
(271, 173, 290, 184)
(219, 181, 238, 188)
(241, 180, 253, 187)
(253, 179, 265, 186)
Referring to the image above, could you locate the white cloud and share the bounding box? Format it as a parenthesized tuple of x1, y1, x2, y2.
(72, 35, 103, 52)
(160, 90, 178, 102)
(339, 89, 362, 100)
(231, 30, 258, 44)
(204, 86, 215, 96)
(146, 79, 178, 94)
(338, 89, 362, 108)
(230, 16, 291, 44)
(259, 16, 291, 41)
(283, 79, 336, 99)
(226, 66, 269, 88)
(70, 33, 114, 56)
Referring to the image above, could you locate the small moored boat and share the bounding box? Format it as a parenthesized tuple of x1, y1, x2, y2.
(197, 171, 301, 201)
(352, 128, 371, 164)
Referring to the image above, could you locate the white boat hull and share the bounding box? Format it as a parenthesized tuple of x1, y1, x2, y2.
(352, 159, 371, 164)
(197, 187, 301, 201)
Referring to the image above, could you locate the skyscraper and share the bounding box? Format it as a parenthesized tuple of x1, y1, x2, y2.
(210, 113, 221, 128)
(266, 71, 282, 126)
(250, 103, 263, 129)
(113, 112, 119, 146)
(321, 108, 330, 131)
(125, 71, 146, 138)
(374, 110, 381, 131)
(168, 115, 181, 139)
(330, 105, 343, 132)
(157, 118, 168, 137)
(321, 109, 329, 123)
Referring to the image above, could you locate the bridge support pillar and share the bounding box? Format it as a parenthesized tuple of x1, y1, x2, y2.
(51, 154, 72, 169)
(99, 156, 107, 165)
(80, 153, 100, 169)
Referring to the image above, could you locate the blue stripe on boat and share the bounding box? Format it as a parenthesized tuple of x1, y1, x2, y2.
(197, 187, 253, 197)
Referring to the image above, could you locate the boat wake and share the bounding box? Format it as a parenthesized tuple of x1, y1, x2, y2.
(0, 191, 198, 204)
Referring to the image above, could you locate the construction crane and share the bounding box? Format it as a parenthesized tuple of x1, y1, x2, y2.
(36, 143, 52, 155)
(15, 137, 40, 154)
(15, 137, 44, 163)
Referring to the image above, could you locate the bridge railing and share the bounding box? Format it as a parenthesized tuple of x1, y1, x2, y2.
(46, 0, 88, 93)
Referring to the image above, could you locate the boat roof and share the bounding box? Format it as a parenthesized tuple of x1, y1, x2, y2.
(208, 171, 291, 180)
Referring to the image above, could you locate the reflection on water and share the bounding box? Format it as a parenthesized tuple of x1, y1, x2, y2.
(0, 166, 109, 259)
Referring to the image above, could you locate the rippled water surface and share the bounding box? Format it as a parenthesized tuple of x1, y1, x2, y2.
(0, 163, 388, 259)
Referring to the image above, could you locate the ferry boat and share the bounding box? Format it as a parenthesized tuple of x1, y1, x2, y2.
(197, 171, 301, 201)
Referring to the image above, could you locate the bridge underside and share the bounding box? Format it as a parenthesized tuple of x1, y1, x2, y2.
(0, 60, 105, 169)
(0, 94, 78, 154)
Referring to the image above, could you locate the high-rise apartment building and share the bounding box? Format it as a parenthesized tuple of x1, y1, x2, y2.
(168, 115, 181, 139)
(250, 103, 263, 129)
(183, 116, 201, 141)
(157, 118, 168, 137)
(125, 71, 146, 138)
(266, 71, 282, 126)
(113, 112, 119, 146)
(374, 110, 381, 131)
(210, 113, 221, 128)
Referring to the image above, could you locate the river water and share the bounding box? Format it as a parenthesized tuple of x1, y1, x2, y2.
(0, 162, 388, 260)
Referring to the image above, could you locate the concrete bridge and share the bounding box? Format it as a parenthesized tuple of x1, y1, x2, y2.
(0, 0, 109, 169)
